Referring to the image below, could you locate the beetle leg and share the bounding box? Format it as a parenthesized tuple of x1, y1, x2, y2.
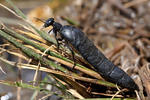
(53, 31, 60, 49)
(57, 38, 63, 41)
(65, 42, 76, 69)
(48, 29, 60, 49)
(49, 29, 59, 49)
(48, 29, 53, 34)
(71, 50, 76, 69)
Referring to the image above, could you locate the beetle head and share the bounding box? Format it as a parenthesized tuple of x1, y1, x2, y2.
(44, 18, 54, 28)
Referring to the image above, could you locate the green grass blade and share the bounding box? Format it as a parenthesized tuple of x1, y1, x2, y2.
(0, 80, 67, 98)
(0, 30, 68, 72)
(5, 0, 26, 19)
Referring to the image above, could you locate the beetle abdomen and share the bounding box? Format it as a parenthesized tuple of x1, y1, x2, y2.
(65, 26, 139, 90)
(59, 25, 138, 90)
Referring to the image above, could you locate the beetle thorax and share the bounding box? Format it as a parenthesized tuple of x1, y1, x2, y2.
(60, 26, 75, 43)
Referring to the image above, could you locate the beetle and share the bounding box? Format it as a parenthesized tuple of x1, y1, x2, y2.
(43, 18, 139, 90)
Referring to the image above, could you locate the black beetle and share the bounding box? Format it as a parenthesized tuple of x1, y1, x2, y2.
(43, 18, 139, 90)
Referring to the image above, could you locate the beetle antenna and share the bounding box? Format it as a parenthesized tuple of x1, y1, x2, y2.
(34, 17, 45, 23)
